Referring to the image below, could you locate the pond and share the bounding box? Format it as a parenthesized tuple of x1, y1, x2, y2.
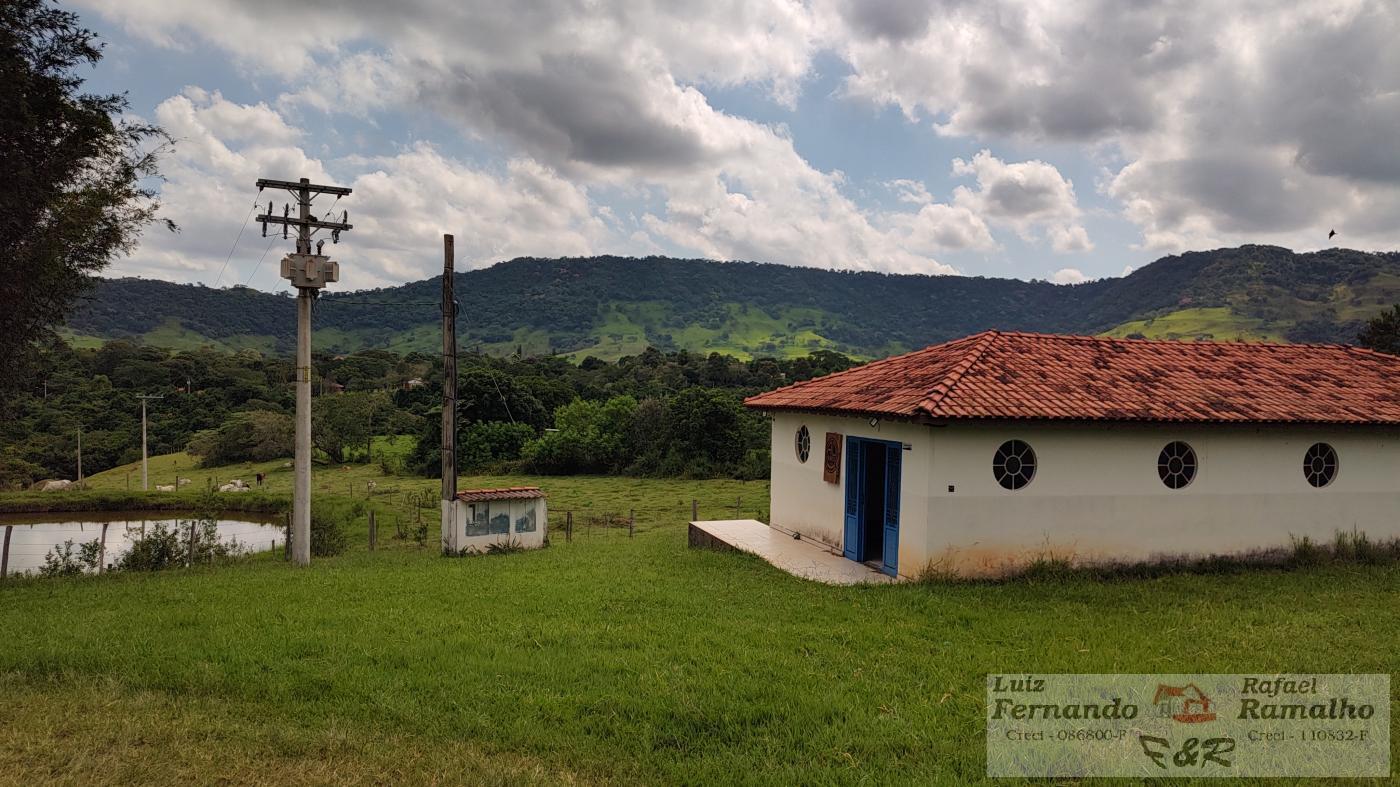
(0, 511, 286, 577)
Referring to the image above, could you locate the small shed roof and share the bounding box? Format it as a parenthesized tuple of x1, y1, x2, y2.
(744, 330, 1400, 425)
(455, 486, 546, 503)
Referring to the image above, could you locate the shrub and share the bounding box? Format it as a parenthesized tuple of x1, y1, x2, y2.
(40, 539, 102, 577)
(118, 523, 184, 571)
(309, 498, 361, 557)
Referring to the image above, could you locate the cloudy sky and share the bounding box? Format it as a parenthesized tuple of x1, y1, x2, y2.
(74, 0, 1400, 291)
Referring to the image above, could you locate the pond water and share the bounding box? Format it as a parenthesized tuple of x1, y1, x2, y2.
(0, 512, 285, 576)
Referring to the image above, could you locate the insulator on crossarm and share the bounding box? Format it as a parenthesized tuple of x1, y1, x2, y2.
(316, 239, 324, 255)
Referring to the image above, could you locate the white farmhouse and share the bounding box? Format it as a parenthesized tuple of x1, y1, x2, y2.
(448, 487, 548, 552)
(744, 331, 1400, 578)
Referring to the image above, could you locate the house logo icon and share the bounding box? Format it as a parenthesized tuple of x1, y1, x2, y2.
(1153, 683, 1217, 723)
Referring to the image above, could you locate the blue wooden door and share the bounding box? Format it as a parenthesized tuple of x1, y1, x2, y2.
(881, 445, 901, 576)
(842, 437, 862, 560)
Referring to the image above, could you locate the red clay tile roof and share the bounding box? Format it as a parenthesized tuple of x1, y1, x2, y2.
(456, 487, 546, 502)
(744, 331, 1400, 425)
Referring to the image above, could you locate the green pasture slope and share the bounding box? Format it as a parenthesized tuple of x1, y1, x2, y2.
(2, 455, 1398, 784)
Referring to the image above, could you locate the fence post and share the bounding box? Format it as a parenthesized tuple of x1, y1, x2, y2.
(186, 521, 197, 567)
(369, 510, 377, 551)
(1, 525, 11, 579)
(691, 499, 698, 522)
(284, 512, 291, 560)
(99, 522, 109, 574)
(629, 509, 634, 538)
(566, 511, 573, 542)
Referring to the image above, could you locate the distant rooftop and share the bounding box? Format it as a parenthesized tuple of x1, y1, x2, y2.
(744, 331, 1400, 425)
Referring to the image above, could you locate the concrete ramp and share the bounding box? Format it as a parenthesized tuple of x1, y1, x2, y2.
(689, 519, 894, 585)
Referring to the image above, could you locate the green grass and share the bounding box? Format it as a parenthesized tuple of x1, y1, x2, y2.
(4, 455, 1399, 784)
(139, 318, 280, 354)
(1102, 306, 1288, 342)
(565, 302, 856, 362)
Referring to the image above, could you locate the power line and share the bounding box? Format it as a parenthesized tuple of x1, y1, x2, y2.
(315, 299, 441, 308)
(212, 190, 263, 288)
(242, 235, 280, 287)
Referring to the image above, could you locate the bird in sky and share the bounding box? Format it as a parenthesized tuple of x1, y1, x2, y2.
(1329, 229, 1337, 240)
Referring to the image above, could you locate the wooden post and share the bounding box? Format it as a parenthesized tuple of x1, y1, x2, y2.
(187, 521, 197, 567)
(369, 510, 377, 551)
(99, 522, 109, 573)
(629, 509, 634, 538)
(691, 499, 698, 522)
(566, 511, 573, 542)
(284, 512, 291, 560)
(1, 525, 11, 579)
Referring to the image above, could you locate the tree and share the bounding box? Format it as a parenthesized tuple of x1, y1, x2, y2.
(663, 388, 746, 472)
(1358, 305, 1400, 356)
(0, 1, 169, 389)
(523, 397, 637, 474)
(187, 411, 293, 466)
(312, 391, 391, 463)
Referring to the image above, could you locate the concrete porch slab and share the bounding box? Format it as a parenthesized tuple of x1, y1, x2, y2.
(689, 519, 895, 585)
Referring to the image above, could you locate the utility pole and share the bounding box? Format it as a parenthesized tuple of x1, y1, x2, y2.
(441, 234, 457, 553)
(76, 425, 82, 489)
(257, 177, 352, 567)
(136, 395, 164, 491)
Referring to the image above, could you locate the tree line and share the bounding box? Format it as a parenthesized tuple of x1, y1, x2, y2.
(0, 337, 856, 489)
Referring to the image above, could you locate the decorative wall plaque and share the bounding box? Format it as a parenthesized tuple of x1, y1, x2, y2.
(822, 432, 842, 484)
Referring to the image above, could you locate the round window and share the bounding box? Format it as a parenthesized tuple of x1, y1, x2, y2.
(1303, 442, 1338, 488)
(1157, 441, 1197, 489)
(795, 425, 811, 463)
(993, 440, 1036, 490)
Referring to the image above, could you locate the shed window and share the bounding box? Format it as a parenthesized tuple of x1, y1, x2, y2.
(993, 440, 1036, 490)
(1157, 441, 1197, 489)
(795, 425, 811, 463)
(465, 504, 489, 536)
(1303, 442, 1338, 488)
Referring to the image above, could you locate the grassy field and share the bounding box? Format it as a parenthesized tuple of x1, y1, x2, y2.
(2, 455, 1399, 784)
(1102, 306, 1288, 342)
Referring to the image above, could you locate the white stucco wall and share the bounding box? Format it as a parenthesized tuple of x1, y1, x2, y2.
(767, 413, 1400, 578)
(767, 412, 932, 575)
(449, 497, 548, 552)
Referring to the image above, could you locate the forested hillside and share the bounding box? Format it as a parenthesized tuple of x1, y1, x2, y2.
(66, 246, 1400, 359)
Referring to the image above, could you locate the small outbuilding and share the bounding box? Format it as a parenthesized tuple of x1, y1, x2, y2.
(744, 331, 1400, 578)
(448, 487, 548, 553)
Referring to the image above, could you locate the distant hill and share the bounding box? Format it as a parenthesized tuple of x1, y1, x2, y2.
(65, 246, 1400, 360)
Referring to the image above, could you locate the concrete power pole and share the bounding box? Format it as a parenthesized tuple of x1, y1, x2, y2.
(136, 394, 163, 491)
(441, 234, 458, 553)
(256, 177, 352, 567)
